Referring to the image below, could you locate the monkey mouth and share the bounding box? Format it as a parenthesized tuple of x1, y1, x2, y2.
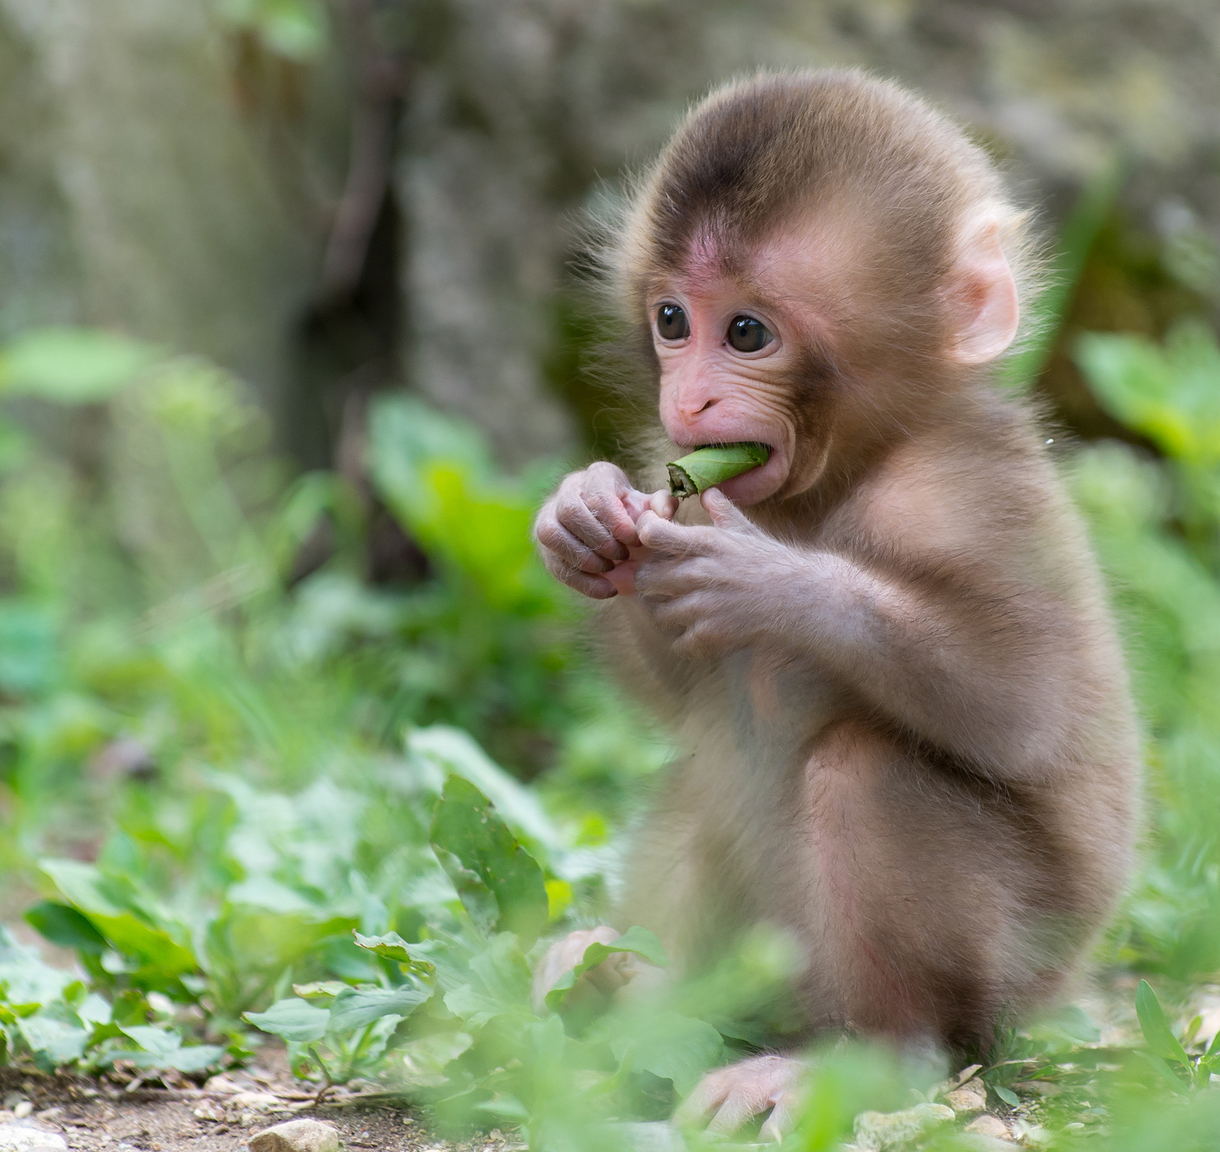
(676, 438, 788, 504)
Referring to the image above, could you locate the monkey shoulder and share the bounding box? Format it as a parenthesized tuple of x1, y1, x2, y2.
(834, 425, 1070, 578)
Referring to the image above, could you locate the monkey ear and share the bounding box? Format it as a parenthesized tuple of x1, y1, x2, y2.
(945, 212, 1020, 366)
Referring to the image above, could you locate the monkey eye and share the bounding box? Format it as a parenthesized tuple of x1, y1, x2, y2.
(656, 304, 691, 341)
(727, 315, 773, 353)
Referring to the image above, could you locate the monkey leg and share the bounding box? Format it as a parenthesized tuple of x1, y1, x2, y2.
(797, 720, 1080, 1051)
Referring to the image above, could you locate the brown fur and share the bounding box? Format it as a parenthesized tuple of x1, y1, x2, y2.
(594, 71, 1140, 1055)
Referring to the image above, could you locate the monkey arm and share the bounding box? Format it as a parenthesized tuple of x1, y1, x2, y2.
(633, 491, 1110, 781)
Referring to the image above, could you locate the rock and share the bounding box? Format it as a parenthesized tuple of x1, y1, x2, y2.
(0, 1129, 68, 1152)
(944, 1077, 989, 1114)
(853, 1103, 955, 1150)
(964, 1113, 1014, 1142)
(248, 1119, 340, 1152)
(958, 1136, 1016, 1152)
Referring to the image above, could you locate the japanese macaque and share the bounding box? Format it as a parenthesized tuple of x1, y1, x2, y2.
(532, 69, 1139, 1138)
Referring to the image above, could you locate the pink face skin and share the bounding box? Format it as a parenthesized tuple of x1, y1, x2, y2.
(648, 227, 851, 506)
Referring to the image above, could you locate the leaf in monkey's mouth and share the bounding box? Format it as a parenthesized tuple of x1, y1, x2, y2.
(666, 442, 771, 498)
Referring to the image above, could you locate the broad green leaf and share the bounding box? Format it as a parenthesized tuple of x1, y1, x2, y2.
(119, 1024, 182, 1060)
(1135, 979, 1191, 1067)
(245, 997, 329, 1043)
(17, 1014, 88, 1065)
(430, 777, 548, 944)
(353, 931, 436, 978)
(1076, 320, 1220, 466)
(544, 926, 668, 1012)
(992, 1084, 1020, 1108)
(327, 985, 428, 1034)
(40, 860, 197, 979)
(292, 981, 348, 1004)
(609, 1011, 723, 1096)
(25, 901, 107, 954)
(167, 1045, 227, 1073)
(407, 726, 558, 851)
(0, 327, 160, 402)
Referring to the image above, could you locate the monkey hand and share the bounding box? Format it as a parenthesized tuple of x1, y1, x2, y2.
(674, 1054, 805, 1143)
(530, 926, 649, 1014)
(634, 488, 801, 658)
(534, 463, 677, 599)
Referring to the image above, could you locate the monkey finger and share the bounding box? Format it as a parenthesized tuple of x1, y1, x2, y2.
(558, 495, 632, 561)
(707, 1089, 766, 1137)
(543, 553, 618, 600)
(701, 488, 757, 532)
(536, 518, 614, 573)
(758, 1093, 799, 1143)
(636, 510, 713, 556)
(585, 488, 643, 552)
(649, 490, 679, 519)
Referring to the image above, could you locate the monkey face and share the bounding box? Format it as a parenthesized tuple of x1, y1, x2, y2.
(648, 229, 850, 505)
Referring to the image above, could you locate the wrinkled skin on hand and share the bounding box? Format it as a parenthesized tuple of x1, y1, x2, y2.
(675, 1054, 805, 1142)
(633, 488, 807, 659)
(533, 463, 796, 652)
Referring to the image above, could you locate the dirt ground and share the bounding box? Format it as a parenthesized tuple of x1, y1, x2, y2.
(0, 1051, 519, 1152)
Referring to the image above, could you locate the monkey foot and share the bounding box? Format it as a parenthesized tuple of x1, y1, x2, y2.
(674, 1053, 804, 1142)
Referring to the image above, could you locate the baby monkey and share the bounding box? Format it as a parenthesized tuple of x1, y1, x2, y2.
(532, 70, 1139, 1139)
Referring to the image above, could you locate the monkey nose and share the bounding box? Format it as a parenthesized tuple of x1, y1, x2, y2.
(677, 394, 718, 421)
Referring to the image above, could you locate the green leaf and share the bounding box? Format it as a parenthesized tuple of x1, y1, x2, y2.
(609, 1011, 723, 1096)
(667, 442, 770, 498)
(0, 327, 160, 402)
(544, 926, 668, 1013)
(1135, 979, 1192, 1067)
(327, 985, 429, 1034)
(429, 776, 548, 944)
(245, 997, 330, 1043)
(992, 1084, 1020, 1108)
(17, 1014, 88, 1066)
(353, 931, 435, 978)
(40, 860, 197, 981)
(25, 901, 107, 954)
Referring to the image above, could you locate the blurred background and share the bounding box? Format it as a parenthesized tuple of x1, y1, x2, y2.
(0, 0, 1220, 1136)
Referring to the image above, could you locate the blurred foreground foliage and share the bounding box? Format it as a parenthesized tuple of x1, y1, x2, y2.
(1, 300, 1220, 1150)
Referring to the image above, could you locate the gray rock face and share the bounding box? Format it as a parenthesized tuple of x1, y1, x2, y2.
(247, 1119, 340, 1152)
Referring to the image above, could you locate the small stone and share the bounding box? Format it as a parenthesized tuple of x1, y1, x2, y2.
(1013, 1080, 1061, 1097)
(957, 1136, 1014, 1152)
(0, 1132, 68, 1152)
(192, 1102, 224, 1123)
(964, 1113, 1014, 1141)
(248, 1119, 341, 1152)
(10, 1108, 31, 1123)
(853, 1102, 955, 1149)
(229, 1094, 284, 1114)
(944, 1078, 988, 1114)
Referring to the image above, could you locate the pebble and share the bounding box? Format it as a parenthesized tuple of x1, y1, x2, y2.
(964, 1113, 1014, 1142)
(944, 1077, 988, 1115)
(0, 1128, 68, 1152)
(853, 1102, 955, 1149)
(957, 1136, 1015, 1152)
(248, 1119, 341, 1152)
